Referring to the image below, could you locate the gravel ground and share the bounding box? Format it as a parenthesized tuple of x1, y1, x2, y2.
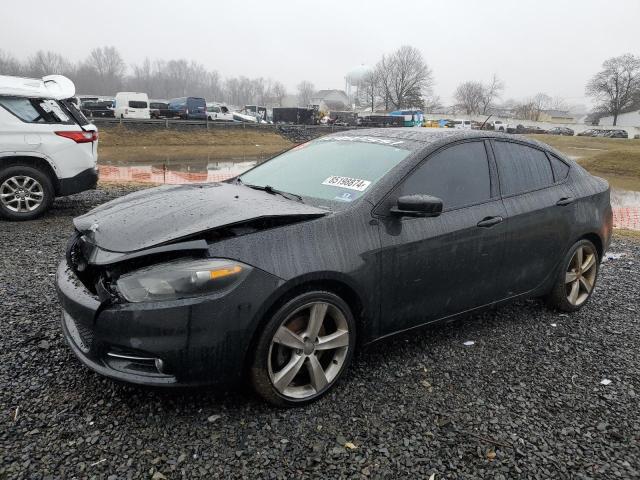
(1, 185, 639, 480)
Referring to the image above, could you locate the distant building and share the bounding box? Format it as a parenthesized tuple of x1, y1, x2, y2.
(598, 110, 640, 127)
(310, 90, 350, 112)
(538, 109, 576, 124)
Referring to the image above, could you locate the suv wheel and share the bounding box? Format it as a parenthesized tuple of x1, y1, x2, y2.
(0, 165, 54, 220)
(250, 291, 356, 407)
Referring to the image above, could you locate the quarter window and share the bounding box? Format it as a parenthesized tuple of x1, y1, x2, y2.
(0, 97, 71, 124)
(548, 154, 570, 181)
(493, 141, 554, 195)
(398, 141, 492, 210)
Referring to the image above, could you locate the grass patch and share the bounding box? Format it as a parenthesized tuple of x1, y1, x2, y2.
(98, 125, 292, 148)
(614, 229, 640, 240)
(529, 134, 640, 191)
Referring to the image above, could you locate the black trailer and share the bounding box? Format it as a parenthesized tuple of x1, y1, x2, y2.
(273, 107, 315, 125)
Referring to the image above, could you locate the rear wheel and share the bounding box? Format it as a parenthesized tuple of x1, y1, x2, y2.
(546, 239, 599, 312)
(0, 165, 54, 221)
(250, 291, 356, 407)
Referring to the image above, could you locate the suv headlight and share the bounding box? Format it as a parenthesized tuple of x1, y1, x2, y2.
(116, 258, 252, 303)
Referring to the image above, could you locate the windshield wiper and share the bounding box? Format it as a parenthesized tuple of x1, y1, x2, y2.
(237, 178, 303, 203)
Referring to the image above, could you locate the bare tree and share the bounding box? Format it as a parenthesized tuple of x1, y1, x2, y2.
(480, 74, 504, 114)
(358, 70, 380, 111)
(271, 81, 287, 107)
(297, 80, 314, 107)
(0, 49, 22, 75)
(378, 46, 432, 110)
(454, 81, 484, 114)
(532, 92, 551, 120)
(85, 46, 126, 93)
(423, 94, 443, 113)
(586, 53, 640, 125)
(26, 51, 74, 77)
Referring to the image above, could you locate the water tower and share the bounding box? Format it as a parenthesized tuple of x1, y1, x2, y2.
(345, 64, 372, 107)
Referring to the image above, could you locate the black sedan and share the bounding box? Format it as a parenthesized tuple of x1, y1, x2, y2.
(57, 129, 613, 406)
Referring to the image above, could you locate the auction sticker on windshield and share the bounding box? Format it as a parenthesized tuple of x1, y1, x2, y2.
(322, 176, 371, 191)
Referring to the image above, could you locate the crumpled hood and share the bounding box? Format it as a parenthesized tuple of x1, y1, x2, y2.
(74, 183, 327, 253)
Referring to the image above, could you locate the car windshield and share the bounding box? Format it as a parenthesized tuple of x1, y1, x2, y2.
(238, 138, 411, 208)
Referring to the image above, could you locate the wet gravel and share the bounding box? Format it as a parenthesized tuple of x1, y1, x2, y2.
(1, 185, 639, 479)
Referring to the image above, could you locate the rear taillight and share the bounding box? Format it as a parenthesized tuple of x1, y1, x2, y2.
(55, 131, 98, 143)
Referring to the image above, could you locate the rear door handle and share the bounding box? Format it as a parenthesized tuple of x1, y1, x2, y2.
(556, 197, 574, 206)
(477, 216, 503, 228)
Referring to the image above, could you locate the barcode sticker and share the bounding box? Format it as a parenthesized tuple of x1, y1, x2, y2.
(322, 176, 371, 191)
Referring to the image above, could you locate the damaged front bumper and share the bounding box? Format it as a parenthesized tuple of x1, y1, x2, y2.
(55, 259, 282, 386)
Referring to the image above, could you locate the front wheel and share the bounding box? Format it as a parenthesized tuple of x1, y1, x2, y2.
(0, 166, 54, 220)
(546, 239, 599, 312)
(250, 291, 356, 407)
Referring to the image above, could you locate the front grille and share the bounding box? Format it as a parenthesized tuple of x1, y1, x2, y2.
(63, 311, 93, 353)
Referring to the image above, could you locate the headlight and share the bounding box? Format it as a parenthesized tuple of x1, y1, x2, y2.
(116, 258, 252, 303)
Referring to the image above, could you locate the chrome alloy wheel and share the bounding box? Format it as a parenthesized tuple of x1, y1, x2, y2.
(0, 175, 44, 213)
(565, 245, 597, 306)
(267, 301, 350, 399)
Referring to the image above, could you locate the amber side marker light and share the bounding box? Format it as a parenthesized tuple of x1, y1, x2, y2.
(210, 265, 243, 279)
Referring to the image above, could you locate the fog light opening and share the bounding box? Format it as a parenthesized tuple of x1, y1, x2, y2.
(155, 358, 165, 373)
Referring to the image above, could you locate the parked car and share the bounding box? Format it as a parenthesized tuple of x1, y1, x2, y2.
(493, 120, 507, 132)
(452, 119, 472, 130)
(149, 101, 171, 119)
(81, 100, 115, 118)
(516, 125, 547, 134)
(114, 92, 150, 119)
(0, 74, 98, 220)
(605, 129, 628, 139)
(57, 129, 611, 406)
(577, 128, 599, 137)
(206, 103, 235, 122)
(168, 97, 207, 120)
(547, 127, 574, 136)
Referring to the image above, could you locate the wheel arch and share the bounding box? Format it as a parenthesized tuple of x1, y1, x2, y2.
(0, 155, 60, 193)
(579, 232, 603, 260)
(243, 273, 367, 370)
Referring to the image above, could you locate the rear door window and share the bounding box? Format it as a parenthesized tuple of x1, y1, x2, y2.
(493, 141, 554, 196)
(0, 97, 72, 124)
(398, 141, 492, 210)
(128, 100, 148, 108)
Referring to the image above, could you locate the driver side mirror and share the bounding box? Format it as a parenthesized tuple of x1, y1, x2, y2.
(390, 194, 443, 218)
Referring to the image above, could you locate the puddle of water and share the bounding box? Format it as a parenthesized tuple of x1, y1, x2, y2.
(98, 159, 259, 184)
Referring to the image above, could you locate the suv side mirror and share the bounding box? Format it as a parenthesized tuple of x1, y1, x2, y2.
(390, 195, 443, 218)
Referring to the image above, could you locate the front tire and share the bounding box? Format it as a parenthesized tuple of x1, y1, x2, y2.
(250, 291, 356, 407)
(0, 165, 54, 221)
(546, 239, 599, 312)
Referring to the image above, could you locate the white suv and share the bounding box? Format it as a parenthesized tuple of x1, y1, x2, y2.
(0, 74, 98, 220)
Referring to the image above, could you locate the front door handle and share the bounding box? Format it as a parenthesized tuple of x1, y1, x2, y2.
(556, 197, 574, 206)
(477, 216, 503, 228)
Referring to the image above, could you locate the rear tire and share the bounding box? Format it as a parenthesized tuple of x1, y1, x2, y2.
(250, 290, 356, 407)
(546, 239, 599, 312)
(0, 165, 54, 221)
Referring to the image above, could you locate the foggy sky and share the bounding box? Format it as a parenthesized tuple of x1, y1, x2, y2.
(2, 0, 639, 107)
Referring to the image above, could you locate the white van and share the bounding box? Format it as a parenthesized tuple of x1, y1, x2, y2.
(0, 74, 98, 220)
(114, 92, 150, 119)
(452, 119, 473, 130)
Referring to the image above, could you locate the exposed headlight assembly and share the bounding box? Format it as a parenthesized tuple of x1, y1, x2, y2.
(116, 258, 251, 303)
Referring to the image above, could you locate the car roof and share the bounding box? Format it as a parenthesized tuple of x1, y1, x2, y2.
(324, 127, 521, 145)
(322, 127, 567, 160)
